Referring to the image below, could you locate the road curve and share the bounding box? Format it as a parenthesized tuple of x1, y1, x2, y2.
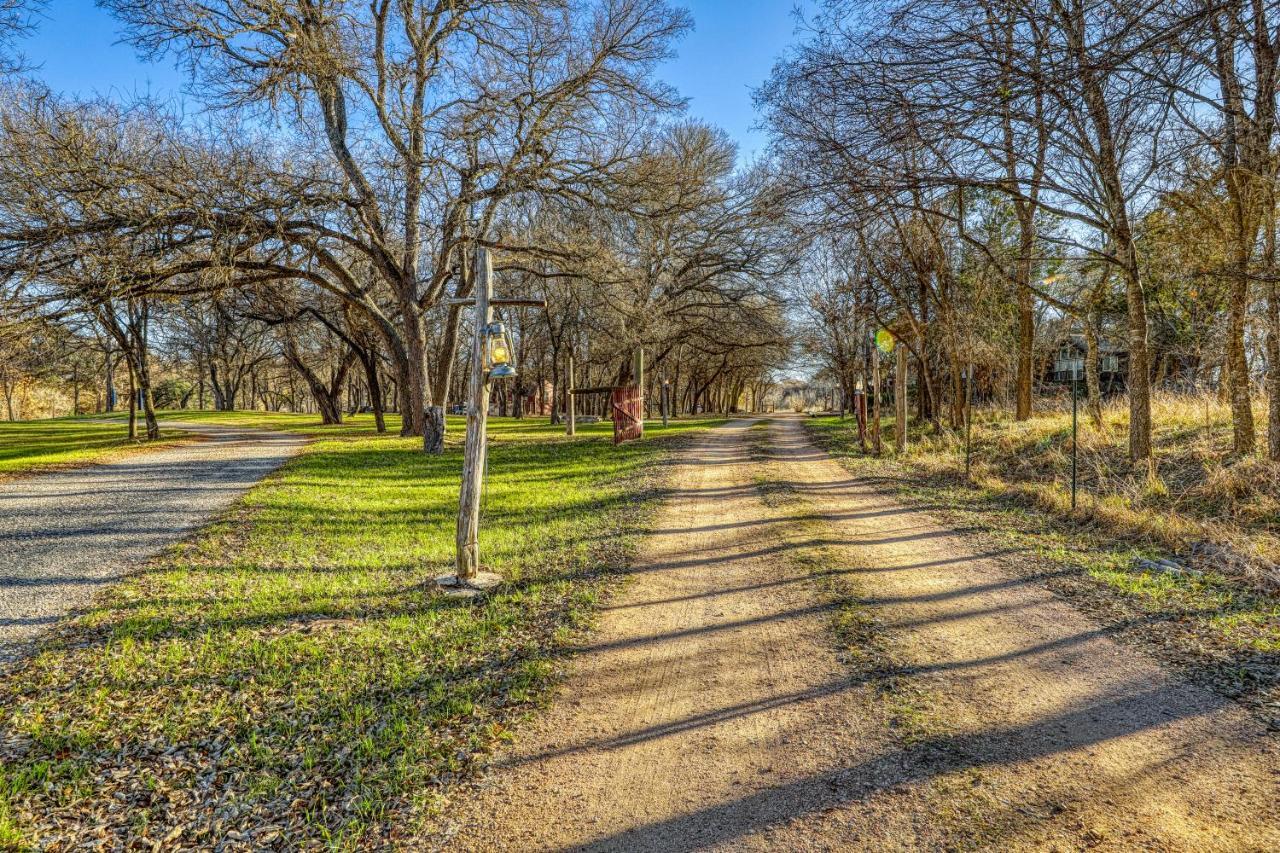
(0, 422, 306, 665)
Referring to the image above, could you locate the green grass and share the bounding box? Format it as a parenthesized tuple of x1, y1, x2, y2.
(95, 408, 409, 436)
(0, 418, 192, 479)
(0, 412, 721, 848)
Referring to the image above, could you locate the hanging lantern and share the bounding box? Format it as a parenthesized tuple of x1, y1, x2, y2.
(485, 322, 517, 379)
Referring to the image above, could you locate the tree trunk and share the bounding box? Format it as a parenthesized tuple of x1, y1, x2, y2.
(1267, 279, 1280, 461)
(133, 351, 160, 440)
(127, 362, 138, 440)
(426, 305, 465, 453)
(871, 344, 882, 454)
(399, 303, 429, 439)
(1067, 2, 1153, 474)
(104, 351, 116, 413)
(1015, 229, 1036, 421)
(1225, 252, 1256, 455)
(549, 357, 562, 425)
(2, 377, 14, 421)
(360, 351, 387, 434)
(895, 344, 908, 452)
(948, 358, 965, 430)
(210, 362, 230, 410)
(1122, 258, 1154, 475)
(283, 343, 353, 426)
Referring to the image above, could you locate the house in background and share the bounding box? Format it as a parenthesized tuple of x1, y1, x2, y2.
(1048, 334, 1128, 390)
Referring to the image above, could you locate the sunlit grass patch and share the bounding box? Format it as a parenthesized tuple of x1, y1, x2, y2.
(0, 417, 193, 479)
(0, 415, 721, 846)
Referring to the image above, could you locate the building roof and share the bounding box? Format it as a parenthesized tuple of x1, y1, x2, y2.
(1060, 333, 1125, 355)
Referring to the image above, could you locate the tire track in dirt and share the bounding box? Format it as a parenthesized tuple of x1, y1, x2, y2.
(431, 419, 918, 850)
(431, 416, 1279, 851)
(755, 415, 1280, 850)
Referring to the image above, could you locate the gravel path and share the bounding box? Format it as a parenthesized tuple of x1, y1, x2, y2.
(0, 422, 306, 665)
(434, 419, 909, 850)
(434, 415, 1279, 850)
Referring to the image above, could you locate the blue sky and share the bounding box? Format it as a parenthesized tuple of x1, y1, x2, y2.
(20, 0, 810, 163)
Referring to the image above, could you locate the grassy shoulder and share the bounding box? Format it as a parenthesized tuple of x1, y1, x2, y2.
(0, 418, 195, 480)
(0, 414, 721, 848)
(805, 401, 1280, 727)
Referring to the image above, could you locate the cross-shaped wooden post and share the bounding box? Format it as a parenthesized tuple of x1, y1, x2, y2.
(436, 246, 545, 595)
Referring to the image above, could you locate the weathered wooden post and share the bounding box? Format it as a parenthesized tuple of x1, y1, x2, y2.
(453, 247, 496, 588)
(440, 246, 544, 594)
(634, 349, 644, 402)
(895, 341, 908, 453)
(631, 349, 645, 440)
(566, 355, 576, 436)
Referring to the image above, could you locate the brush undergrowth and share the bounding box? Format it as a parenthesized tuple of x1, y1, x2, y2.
(807, 394, 1280, 724)
(816, 392, 1279, 590)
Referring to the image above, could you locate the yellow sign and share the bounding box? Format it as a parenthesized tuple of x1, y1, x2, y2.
(875, 328, 895, 354)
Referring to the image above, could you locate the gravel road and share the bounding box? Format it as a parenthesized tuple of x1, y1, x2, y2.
(437, 416, 1279, 850)
(0, 422, 306, 665)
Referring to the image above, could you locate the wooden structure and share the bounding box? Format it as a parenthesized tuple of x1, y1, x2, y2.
(442, 246, 545, 591)
(568, 349, 646, 445)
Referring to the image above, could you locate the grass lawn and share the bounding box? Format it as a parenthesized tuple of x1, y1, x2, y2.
(0, 413, 721, 848)
(805, 398, 1280, 729)
(0, 418, 193, 480)
(95, 408, 410, 435)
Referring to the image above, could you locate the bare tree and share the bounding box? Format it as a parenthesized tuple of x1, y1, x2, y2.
(1165, 0, 1278, 455)
(105, 0, 690, 452)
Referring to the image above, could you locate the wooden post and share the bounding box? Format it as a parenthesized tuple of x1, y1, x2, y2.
(454, 247, 495, 585)
(634, 349, 645, 437)
(566, 355, 576, 436)
(895, 342, 908, 453)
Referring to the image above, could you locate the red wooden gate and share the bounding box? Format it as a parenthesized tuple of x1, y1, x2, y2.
(610, 385, 644, 445)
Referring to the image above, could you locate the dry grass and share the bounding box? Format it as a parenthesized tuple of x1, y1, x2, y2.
(828, 393, 1280, 591)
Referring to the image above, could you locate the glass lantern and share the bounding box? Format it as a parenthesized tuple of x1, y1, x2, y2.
(485, 322, 517, 379)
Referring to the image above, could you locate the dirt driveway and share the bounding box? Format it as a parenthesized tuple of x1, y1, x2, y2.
(434, 416, 1279, 851)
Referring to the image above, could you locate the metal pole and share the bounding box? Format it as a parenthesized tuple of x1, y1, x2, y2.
(661, 372, 669, 428)
(965, 364, 973, 481)
(1071, 371, 1079, 511)
(894, 342, 908, 453)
